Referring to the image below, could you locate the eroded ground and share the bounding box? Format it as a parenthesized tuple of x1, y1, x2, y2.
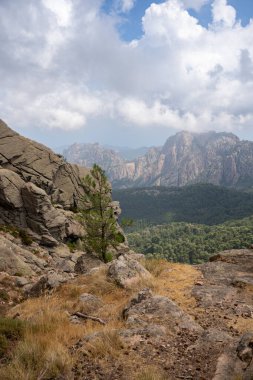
(2, 251, 253, 380)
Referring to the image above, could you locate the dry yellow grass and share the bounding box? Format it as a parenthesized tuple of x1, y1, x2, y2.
(1, 267, 133, 379)
(143, 258, 201, 313)
(1, 259, 202, 379)
(135, 366, 169, 380)
(228, 317, 253, 334)
(81, 329, 125, 359)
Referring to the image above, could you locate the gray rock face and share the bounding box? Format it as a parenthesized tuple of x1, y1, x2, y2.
(123, 288, 203, 334)
(108, 255, 152, 288)
(0, 232, 88, 296)
(74, 253, 105, 274)
(212, 333, 253, 380)
(122, 131, 253, 188)
(0, 236, 35, 276)
(0, 119, 88, 208)
(63, 143, 131, 182)
(64, 130, 253, 188)
(78, 293, 103, 314)
(193, 249, 253, 308)
(0, 120, 89, 244)
(0, 168, 85, 245)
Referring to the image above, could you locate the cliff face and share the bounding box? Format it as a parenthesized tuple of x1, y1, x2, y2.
(63, 143, 133, 182)
(0, 119, 90, 246)
(64, 131, 253, 189)
(0, 119, 89, 208)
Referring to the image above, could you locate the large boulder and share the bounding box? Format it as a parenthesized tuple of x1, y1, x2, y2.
(108, 255, 152, 288)
(213, 333, 253, 380)
(0, 236, 35, 276)
(21, 182, 85, 245)
(210, 249, 253, 265)
(123, 288, 203, 334)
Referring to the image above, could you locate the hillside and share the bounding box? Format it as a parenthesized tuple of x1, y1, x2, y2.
(1, 119, 253, 379)
(113, 184, 253, 226)
(64, 131, 253, 189)
(2, 251, 253, 379)
(127, 216, 253, 264)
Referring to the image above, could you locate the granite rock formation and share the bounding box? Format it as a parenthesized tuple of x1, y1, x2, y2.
(64, 131, 253, 189)
(0, 119, 88, 209)
(0, 119, 89, 245)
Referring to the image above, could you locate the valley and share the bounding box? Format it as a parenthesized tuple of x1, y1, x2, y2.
(115, 184, 253, 265)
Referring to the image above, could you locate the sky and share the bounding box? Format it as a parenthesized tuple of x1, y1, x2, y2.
(0, 0, 253, 149)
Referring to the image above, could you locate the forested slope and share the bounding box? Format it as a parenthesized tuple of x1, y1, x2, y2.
(113, 184, 253, 225)
(127, 216, 253, 264)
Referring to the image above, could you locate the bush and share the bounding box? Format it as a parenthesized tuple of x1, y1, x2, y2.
(0, 318, 25, 340)
(115, 232, 125, 243)
(18, 230, 33, 246)
(66, 240, 77, 253)
(0, 225, 33, 246)
(0, 317, 25, 358)
(105, 252, 113, 263)
(0, 334, 8, 358)
(0, 289, 10, 302)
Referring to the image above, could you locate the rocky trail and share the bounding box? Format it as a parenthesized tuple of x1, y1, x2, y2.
(68, 250, 253, 380)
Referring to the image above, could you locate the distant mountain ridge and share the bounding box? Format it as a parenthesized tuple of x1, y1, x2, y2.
(64, 131, 253, 189)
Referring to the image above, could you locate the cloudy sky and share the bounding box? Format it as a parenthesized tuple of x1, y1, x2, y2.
(0, 0, 253, 149)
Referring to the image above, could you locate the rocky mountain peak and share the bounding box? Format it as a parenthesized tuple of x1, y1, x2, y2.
(63, 129, 253, 188)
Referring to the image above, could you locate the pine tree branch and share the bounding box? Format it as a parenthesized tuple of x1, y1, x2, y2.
(72, 312, 106, 325)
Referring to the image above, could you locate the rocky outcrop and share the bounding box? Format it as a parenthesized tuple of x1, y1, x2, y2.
(0, 236, 35, 276)
(64, 130, 253, 189)
(0, 119, 88, 209)
(123, 288, 203, 334)
(0, 168, 85, 245)
(193, 249, 253, 308)
(108, 255, 152, 288)
(0, 229, 111, 298)
(0, 119, 91, 245)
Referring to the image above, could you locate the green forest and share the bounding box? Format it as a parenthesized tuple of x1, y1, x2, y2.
(127, 216, 253, 264)
(113, 184, 253, 226)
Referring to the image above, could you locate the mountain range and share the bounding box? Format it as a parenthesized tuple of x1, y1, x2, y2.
(63, 131, 253, 189)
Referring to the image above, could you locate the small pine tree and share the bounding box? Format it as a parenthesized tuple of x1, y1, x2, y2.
(79, 164, 124, 262)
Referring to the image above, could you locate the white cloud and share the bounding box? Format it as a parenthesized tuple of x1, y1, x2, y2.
(182, 0, 209, 12)
(142, 0, 203, 41)
(212, 0, 236, 28)
(42, 0, 73, 27)
(0, 0, 253, 138)
(117, 0, 136, 13)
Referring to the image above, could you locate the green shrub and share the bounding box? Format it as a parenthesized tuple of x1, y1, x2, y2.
(0, 318, 25, 359)
(0, 318, 25, 340)
(18, 230, 33, 246)
(0, 334, 8, 358)
(115, 232, 125, 243)
(13, 272, 23, 277)
(66, 240, 77, 252)
(0, 225, 19, 238)
(0, 225, 33, 246)
(105, 252, 113, 263)
(0, 289, 10, 302)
